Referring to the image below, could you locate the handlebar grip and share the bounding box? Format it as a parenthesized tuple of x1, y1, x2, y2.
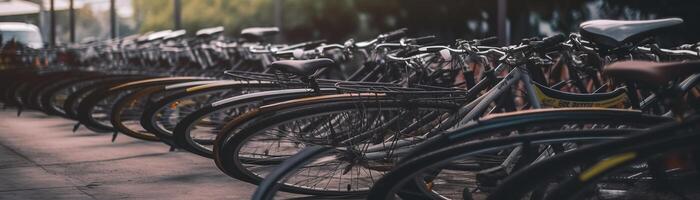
(418, 46, 446, 53)
(673, 42, 700, 50)
(476, 36, 499, 45)
(300, 49, 319, 58)
(396, 48, 421, 57)
(280, 40, 326, 51)
(673, 44, 694, 50)
(533, 34, 567, 52)
(381, 28, 408, 41)
(408, 35, 437, 45)
(304, 40, 327, 47)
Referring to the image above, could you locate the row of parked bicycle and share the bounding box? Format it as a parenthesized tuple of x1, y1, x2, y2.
(1, 17, 700, 199)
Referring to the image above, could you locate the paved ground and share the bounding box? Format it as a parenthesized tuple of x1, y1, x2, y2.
(0, 109, 308, 200)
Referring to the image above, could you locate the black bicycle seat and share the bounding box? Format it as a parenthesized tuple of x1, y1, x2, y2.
(241, 27, 279, 42)
(580, 18, 683, 48)
(269, 58, 335, 77)
(604, 60, 700, 85)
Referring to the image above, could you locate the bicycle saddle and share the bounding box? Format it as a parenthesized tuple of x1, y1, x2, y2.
(580, 18, 683, 48)
(241, 27, 279, 42)
(604, 60, 700, 85)
(269, 58, 335, 77)
(147, 30, 174, 41)
(196, 26, 224, 37)
(164, 30, 187, 41)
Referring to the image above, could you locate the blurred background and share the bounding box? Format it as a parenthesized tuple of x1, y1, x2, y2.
(2, 0, 699, 46)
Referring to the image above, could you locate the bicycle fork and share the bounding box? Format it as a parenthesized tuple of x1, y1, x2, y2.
(456, 65, 542, 126)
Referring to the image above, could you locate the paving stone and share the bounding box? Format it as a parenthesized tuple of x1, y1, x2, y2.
(0, 110, 306, 199)
(0, 187, 93, 200)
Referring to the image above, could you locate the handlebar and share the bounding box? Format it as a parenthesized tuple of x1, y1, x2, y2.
(401, 35, 437, 46)
(476, 36, 499, 46)
(379, 28, 408, 41)
(274, 43, 346, 59)
(511, 33, 567, 54)
(534, 34, 567, 52)
(418, 46, 466, 53)
(374, 35, 439, 50)
(637, 46, 699, 57)
(393, 44, 504, 61)
(458, 36, 499, 46)
(247, 44, 287, 54)
(356, 28, 409, 48)
(673, 42, 700, 51)
(277, 40, 327, 52)
(386, 52, 432, 61)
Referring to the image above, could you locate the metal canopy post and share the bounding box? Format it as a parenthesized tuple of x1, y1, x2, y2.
(110, 0, 116, 39)
(174, 0, 181, 30)
(497, 0, 508, 45)
(274, 0, 283, 42)
(50, 0, 55, 47)
(69, 0, 75, 43)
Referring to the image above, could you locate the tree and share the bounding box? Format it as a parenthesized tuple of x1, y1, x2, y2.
(131, 0, 700, 44)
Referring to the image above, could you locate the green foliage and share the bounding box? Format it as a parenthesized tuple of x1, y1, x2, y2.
(132, 0, 365, 41)
(133, 0, 275, 35)
(74, 6, 101, 40)
(133, 0, 174, 33)
(131, 0, 700, 44)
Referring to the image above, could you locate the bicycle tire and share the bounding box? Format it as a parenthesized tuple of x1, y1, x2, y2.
(172, 88, 338, 158)
(215, 95, 459, 194)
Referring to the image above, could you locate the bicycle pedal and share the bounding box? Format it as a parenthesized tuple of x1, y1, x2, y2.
(342, 164, 354, 175)
(72, 123, 81, 132)
(462, 186, 475, 200)
(476, 166, 508, 187)
(365, 161, 395, 171)
(111, 131, 118, 142)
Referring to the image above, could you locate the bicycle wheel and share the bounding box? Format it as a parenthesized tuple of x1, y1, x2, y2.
(39, 74, 119, 117)
(545, 131, 700, 200)
(215, 94, 460, 194)
(110, 86, 167, 141)
(0, 69, 32, 106)
(25, 71, 96, 111)
(365, 129, 634, 200)
(172, 88, 338, 158)
(401, 108, 672, 162)
(140, 80, 281, 146)
(77, 77, 205, 132)
(109, 80, 224, 141)
(63, 75, 149, 121)
(489, 115, 700, 200)
(6, 72, 41, 111)
(17, 71, 63, 110)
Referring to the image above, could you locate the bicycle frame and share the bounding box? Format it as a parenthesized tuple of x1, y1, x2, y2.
(455, 63, 542, 126)
(356, 61, 626, 158)
(354, 63, 543, 158)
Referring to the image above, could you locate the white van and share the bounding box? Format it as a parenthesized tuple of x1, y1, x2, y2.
(0, 22, 43, 49)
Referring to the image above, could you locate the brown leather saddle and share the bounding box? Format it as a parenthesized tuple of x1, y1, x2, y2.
(604, 60, 700, 85)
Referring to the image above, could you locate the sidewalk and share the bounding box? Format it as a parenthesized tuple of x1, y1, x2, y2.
(0, 110, 287, 199)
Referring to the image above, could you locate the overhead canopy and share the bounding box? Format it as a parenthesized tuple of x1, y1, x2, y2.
(0, 0, 40, 16)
